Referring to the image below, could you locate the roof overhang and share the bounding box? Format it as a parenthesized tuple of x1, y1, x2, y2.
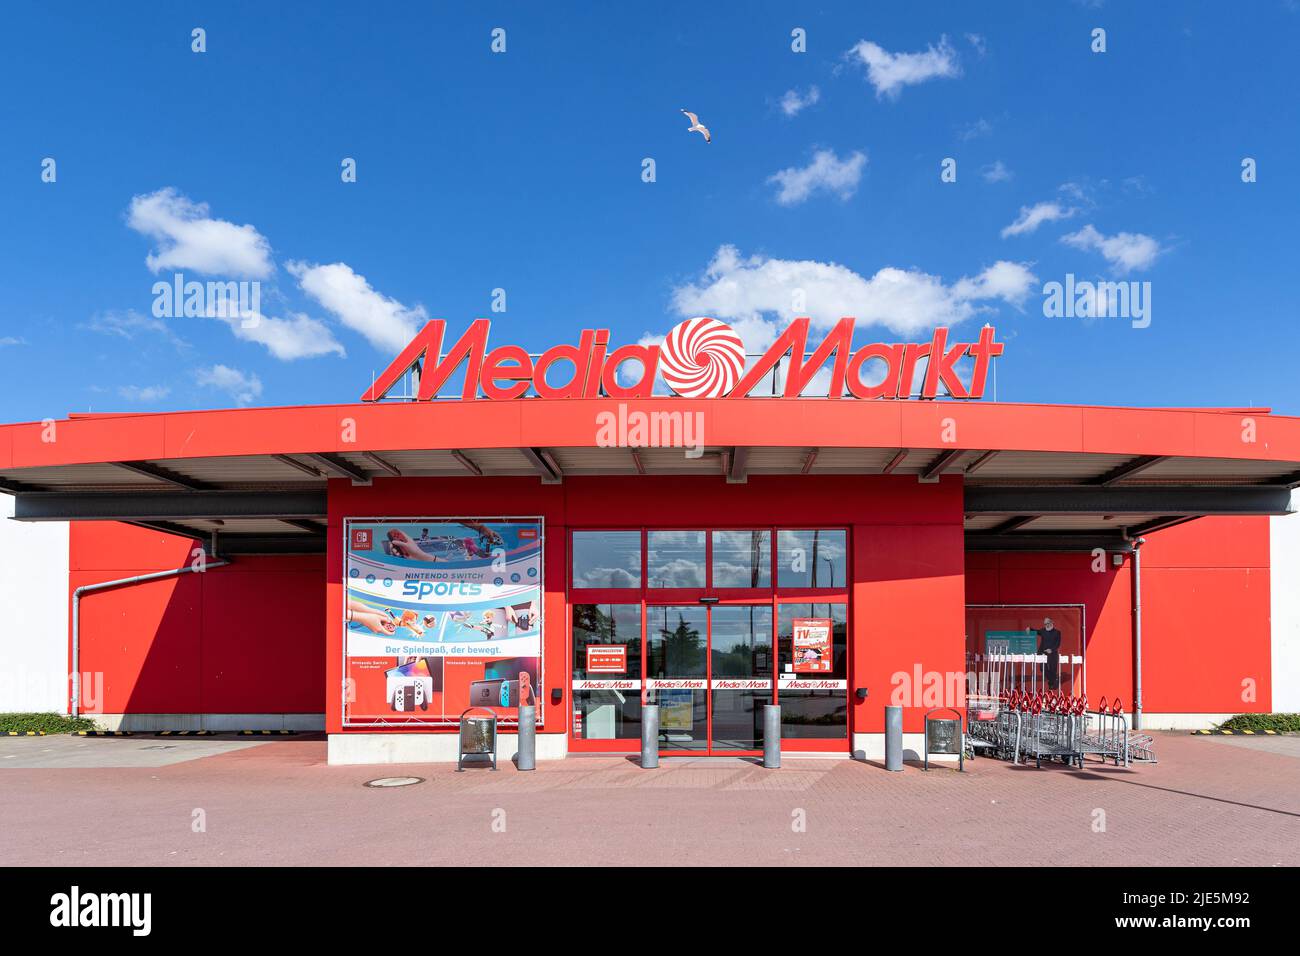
(3, 399, 1297, 554)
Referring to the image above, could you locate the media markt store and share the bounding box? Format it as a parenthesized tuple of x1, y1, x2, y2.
(2, 315, 1297, 765)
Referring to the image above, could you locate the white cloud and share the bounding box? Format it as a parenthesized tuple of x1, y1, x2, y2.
(81, 309, 187, 347)
(127, 188, 273, 278)
(1061, 224, 1163, 272)
(196, 364, 263, 405)
(966, 33, 987, 57)
(670, 244, 1036, 339)
(287, 261, 426, 353)
(982, 160, 1013, 183)
(767, 149, 867, 206)
(0, 336, 26, 347)
(211, 306, 346, 361)
(846, 35, 961, 100)
(1001, 201, 1077, 238)
(958, 118, 992, 141)
(117, 384, 170, 402)
(779, 86, 821, 117)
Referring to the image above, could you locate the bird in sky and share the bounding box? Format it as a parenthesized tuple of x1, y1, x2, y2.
(680, 109, 711, 143)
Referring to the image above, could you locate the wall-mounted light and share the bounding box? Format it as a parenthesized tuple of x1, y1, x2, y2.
(855, 687, 869, 701)
(699, 596, 720, 605)
(550, 688, 562, 705)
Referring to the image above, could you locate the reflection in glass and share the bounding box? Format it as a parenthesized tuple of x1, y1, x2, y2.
(647, 606, 706, 676)
(711, 690, 766, 750)
(647, 530, 705, 588)
(777, 530, 848, 588)
(572, 691, 643, 741)
(572, 604, 642, 679)
(710, 605, 772, 677)
(711, 530, 771, 588)
(572, 531, 641, 588)
(777, 602, 848, 739)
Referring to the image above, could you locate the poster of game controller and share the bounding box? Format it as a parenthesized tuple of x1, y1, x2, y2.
(344, 517, 543, 727)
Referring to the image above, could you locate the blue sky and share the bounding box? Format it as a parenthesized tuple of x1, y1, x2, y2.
(1, 0, 1298, 420)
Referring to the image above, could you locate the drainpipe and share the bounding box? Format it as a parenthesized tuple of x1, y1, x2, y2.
(71, 555, 229, 716)
(1123, 532, 1146, 731)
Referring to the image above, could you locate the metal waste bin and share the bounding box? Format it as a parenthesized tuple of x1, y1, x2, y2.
(457, 707, 498, 771)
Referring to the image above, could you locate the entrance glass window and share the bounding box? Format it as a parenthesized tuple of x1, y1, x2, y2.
(777, 529, 847, 588)
(572, 531, 642, 589)
(647, 531, 706, 588)
(571, 603, 642, 741)
(568, 527, 849, 754)
(711, 530, 772, 588)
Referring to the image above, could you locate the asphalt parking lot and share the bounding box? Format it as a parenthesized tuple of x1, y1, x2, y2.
(1, 731, 1296, 866)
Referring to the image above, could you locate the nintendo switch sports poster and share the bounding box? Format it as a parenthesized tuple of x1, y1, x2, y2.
(344, 518, 543, 726)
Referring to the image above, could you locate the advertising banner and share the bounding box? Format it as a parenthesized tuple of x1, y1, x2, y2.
(344, 518, 542, 726)
(791, 617, 833, 674)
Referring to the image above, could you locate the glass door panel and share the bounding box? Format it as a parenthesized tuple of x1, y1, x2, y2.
(709, 605, 773, 751)
(646, 605, 708, 751)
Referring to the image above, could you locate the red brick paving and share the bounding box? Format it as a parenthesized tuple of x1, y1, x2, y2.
(1, 732, 1296, 866)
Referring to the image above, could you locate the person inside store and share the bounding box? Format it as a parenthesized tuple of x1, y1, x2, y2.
(1027, 616, 1063, 689)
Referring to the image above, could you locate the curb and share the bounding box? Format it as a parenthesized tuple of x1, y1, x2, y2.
(238, 730, 298, 736)
(75, 730, 134, 737)
(5, 731, 48, 736)
(155, 731, 216, 737)
(1192, 729, 1280, 736)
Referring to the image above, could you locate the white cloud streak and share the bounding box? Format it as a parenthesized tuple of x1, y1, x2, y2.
(670, 244, 1036, 341)
(127, 188, 274, 278)
(846, 36, 961, 99)
(1001, 201, 1077, 238)
(1061, 224, 1163, 273)
(196, 364, 263, 405)
(767, 149, 867, 206)
(287, 261, 427, 354)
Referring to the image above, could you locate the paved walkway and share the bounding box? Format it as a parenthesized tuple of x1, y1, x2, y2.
(1, 732, 1296, 866)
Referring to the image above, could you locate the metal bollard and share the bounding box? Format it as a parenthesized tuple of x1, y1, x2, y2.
(516, 704, 536, 770)
(641, 704, 659, 769)
(885, 705, 903, 772)
(762, 704, 781, 768)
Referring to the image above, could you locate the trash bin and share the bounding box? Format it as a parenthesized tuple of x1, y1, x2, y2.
(457, 707, 498, 771)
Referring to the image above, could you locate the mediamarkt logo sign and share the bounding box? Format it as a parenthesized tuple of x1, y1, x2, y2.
(361, 317, 1003, 402)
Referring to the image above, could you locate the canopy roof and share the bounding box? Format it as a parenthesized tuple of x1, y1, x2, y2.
(3, 399, 1296, 554)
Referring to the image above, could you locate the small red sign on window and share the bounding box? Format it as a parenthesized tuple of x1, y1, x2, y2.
(351, 528, 373, 550)
(586, 645, 627, 675)
(518, 527, 538, 540)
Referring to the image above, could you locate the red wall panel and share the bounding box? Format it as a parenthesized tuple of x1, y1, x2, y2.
(854, 523, 967, 734)
(69, 523, 325, 714)
(964, 516, 1272, 715)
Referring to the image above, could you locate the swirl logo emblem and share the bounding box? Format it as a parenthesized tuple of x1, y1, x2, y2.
(658, 317, 746, 398)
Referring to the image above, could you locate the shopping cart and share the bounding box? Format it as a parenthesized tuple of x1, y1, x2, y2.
(1012, 691, 1085, 769)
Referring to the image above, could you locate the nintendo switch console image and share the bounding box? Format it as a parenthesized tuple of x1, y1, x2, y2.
(385, 657, 442, 712)
(469, 678, 520, 709)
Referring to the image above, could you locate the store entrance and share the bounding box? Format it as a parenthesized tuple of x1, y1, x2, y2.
(568, 527, 851, 755)
(646, 604, 773, 754)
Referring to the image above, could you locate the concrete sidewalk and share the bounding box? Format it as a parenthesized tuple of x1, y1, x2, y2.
(1, 731, 1296, 866)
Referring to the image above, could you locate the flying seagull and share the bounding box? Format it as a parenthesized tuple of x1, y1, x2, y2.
(680, 109, 711, 143)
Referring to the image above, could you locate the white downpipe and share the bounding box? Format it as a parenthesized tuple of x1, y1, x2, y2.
(70, 558, 229, 716)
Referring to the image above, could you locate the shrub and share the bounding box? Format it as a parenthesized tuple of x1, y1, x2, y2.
(0, 712, 97, 734)
(1216, 713, 1300, 733)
